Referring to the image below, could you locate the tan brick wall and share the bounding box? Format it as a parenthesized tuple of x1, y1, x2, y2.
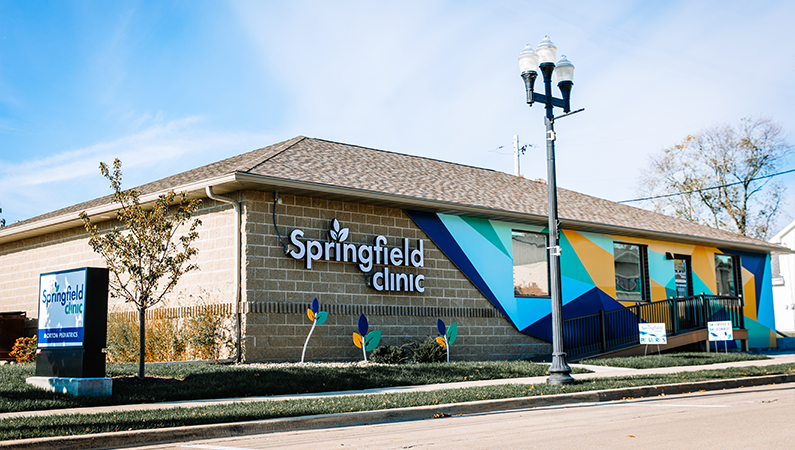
(0, 199, 237, 319)
(0, 191, 550, 362)
(239, 191, 549, 362)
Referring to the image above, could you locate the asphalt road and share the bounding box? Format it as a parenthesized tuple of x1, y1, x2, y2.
(134, 383, 794, 450)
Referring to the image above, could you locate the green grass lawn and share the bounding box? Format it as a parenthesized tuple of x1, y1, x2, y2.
(0, 360, 588, 414)
(1, 362, 791, 441)
(579, 352, 770, 369)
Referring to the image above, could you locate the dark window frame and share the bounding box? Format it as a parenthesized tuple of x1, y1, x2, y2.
(512, 230, 551, 298)
(673, 253, 694, 298)
(613, 241, 651, 302)
(714, 253, 743, 299)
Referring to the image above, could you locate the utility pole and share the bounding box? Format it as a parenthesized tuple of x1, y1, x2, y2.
(513, 135, 520, 176)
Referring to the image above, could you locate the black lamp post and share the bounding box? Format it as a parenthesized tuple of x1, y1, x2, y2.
(518, 36, 581, 385)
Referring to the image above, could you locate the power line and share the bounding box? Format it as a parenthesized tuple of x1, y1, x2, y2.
(619, 168, 795, 203)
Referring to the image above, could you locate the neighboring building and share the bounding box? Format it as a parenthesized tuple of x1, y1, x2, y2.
(771, 220, 795, 333)
(0, 137, 785, 361)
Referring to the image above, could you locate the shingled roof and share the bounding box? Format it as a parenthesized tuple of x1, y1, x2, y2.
(0, 136, 785, 252)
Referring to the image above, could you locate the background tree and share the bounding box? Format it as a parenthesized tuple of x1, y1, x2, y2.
(80, 159, 202, 379)
(639, 116, 790, 240)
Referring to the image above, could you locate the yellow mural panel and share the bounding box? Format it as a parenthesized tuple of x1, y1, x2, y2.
(650, 279, 667, 302)
(742, 267, 757, 321)
(691, 246, 718, 294)
(605, 235, 695, 256)
(563, 230, 616, 298)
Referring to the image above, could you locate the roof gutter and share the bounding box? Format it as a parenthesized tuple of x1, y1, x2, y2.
(205, 186, 242, 364)
(233, 172, 791, 255)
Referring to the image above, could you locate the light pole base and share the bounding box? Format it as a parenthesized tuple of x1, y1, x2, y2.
(546, 372, 575, 385)
(546, 351, 575, 385)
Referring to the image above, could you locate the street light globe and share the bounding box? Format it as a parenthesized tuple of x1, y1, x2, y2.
(554, 55, 574, 83)
(536, 35, 557, 64)
(518, 44, 539, 74)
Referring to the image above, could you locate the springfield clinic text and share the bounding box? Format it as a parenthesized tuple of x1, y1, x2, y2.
(42, 284, 85, 315)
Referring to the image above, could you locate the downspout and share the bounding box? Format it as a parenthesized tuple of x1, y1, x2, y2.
(205, 186, 242, 363)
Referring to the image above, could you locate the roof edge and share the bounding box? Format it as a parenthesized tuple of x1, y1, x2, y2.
(233, 172, 790, 254)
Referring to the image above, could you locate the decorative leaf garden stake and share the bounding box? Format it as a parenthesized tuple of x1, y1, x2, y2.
(301, 298, 329, 363)
(436, 318, 458, 362)
(352, 313, 381, 362)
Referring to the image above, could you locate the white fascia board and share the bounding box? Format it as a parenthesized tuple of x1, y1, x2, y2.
(233, 173, 789, 255)
(0, 174, 239, 245)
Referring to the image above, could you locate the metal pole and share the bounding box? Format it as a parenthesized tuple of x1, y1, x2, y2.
(545, 114, 573, 384)
(514, 135, 520, 176)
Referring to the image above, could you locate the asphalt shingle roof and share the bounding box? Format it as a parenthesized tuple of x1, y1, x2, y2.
(2, 136, 780, 251)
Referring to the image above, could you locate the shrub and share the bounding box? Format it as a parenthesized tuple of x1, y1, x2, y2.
(185, 301, 233, 360)
(9, 336, 37, 363)
(106, 294, 232, 363)
(106, 310, 140, 362)
(409, 337, 446, 363)
(370, 345, 410, 364)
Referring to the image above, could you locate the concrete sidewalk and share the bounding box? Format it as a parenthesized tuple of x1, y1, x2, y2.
(3, 352, 792, 420)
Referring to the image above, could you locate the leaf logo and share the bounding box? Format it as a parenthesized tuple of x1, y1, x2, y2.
(54, 282, 59, 293)
(435, 319, 457, 362)
(329, 219, 349, 242)
(353, 313, 380, 361)
(302, 297, 330, 363)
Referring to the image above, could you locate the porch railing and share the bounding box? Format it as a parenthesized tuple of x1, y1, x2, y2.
(562, 295, 744, 361)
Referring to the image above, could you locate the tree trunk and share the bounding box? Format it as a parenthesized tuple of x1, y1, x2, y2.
(138, 308, 146, 379)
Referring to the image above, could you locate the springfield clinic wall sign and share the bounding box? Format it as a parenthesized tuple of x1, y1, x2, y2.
(38, 268, 88, 348)
(288, 219, 426, 292)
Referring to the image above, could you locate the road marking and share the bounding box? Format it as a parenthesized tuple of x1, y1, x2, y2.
(179, 445, 254, 450)
(629, 404, 729, 408)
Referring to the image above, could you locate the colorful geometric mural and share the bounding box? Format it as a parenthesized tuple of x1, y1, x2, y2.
(407, 210, 777, 349)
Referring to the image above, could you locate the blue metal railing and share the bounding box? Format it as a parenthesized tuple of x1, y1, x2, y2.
(562, 295, 744, 360)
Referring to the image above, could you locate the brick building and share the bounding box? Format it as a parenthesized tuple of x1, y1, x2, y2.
(0, 137, 786, 362)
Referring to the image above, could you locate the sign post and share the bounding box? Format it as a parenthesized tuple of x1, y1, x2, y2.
(27, 267, 111, 396)
(639, 323, 667, 356)
(708, 320, 734, 353)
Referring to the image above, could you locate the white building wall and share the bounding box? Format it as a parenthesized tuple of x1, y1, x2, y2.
(771, 220, 795, 333)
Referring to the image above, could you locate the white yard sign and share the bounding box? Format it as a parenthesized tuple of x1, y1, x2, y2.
(708, 321, 734, 341)
(639, 323, 667, 345)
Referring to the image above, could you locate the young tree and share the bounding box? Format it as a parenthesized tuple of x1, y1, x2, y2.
(639, 117, 790, 240)
(80, 159, 202, 379)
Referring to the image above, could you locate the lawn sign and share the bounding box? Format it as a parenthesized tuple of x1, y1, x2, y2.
(435, 319, 458, 362)
(352, 313, 381, 362)
(301, 298, 329, 363)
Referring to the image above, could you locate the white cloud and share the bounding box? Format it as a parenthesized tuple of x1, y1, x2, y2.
(0, 117, 274, 223)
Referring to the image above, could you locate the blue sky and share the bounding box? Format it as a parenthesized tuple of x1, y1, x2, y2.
(1, 0, 793, 234)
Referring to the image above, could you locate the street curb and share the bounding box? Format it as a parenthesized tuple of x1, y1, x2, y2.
(3, 373, 793, 450)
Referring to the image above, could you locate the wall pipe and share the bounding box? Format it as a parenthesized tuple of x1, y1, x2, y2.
(205, 186, 242, 363)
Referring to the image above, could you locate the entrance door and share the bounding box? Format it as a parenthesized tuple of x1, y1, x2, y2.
(673, 255, 693, 298)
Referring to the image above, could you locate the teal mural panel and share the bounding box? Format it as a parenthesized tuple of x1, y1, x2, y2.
(409, 210, 776, 348)
(744, 317, 772, 349)
(648, 251, 675, 294)
(558, 233, 596, 289)
(755, 257, 775, 330)
(692, 272, 712, 296)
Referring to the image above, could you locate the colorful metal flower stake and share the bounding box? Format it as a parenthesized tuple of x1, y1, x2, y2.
(301, 298, 328, 363)
(352, 313, 381, 362)
(436, 318, 458, 362)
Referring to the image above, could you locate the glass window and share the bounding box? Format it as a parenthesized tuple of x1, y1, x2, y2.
(673, 257, 692, 298)
(614, 242, 647, 301)
(513, 231, 549, 297)
(715, 254, 738, 296)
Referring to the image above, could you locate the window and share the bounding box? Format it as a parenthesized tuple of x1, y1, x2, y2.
(613, 242, 649, 301)
(673, 254, 693, 298)
(715, 254, 740, 296)
(513, 231, 549, 297)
